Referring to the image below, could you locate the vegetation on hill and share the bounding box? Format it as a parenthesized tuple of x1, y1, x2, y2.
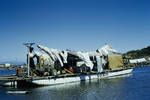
(124, 46, 150, 59)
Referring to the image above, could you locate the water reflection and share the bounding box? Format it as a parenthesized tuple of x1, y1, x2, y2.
(28, 74, 132, 100)
(2, 67, 150, 100)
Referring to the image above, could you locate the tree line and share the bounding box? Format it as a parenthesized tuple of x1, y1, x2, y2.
(124, 46, 150, 59)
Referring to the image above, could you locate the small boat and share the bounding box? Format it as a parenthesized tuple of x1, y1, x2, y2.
(7, 90, 30, 94)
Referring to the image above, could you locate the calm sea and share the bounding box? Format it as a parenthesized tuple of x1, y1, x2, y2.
(0, 66, 150, 100)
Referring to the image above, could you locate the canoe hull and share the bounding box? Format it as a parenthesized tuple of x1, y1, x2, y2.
(2, 68, 133, 87)
(31, 68, 133, 86)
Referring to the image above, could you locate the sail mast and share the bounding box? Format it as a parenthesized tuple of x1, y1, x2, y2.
(23, 43, 35, 77)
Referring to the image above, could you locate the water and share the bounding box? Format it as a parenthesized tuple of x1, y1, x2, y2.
(0, 68, 16, 76)
(1, 66, 150, 100)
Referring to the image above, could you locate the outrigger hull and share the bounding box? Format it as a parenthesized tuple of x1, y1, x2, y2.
(31, 68, 133, 86)
(2, 68, 132, 87)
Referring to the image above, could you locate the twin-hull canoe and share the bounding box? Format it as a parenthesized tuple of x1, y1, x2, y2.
(31, 68, 133, 86)
(2, 68, 132, 87)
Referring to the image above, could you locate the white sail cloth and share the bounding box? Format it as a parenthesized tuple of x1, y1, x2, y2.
(37, 45, 65, 67)
(60, 51, 68, 63)
(37, 45, 55, 61)
(96, 56, 103, 73)
(28, 52, 34, 58)
(36, 44, 117, 70)
(70, 51, 94, 69)
(97, 44, 118, 56)
(34, 51, 54, 66)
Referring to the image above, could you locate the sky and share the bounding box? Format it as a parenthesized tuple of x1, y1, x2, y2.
(0, 0, 150, 62)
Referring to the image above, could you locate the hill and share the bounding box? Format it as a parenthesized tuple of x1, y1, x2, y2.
(124, 46, 150, 59)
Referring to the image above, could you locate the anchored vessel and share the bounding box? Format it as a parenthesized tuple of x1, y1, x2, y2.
(2, 43, 133, 87)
